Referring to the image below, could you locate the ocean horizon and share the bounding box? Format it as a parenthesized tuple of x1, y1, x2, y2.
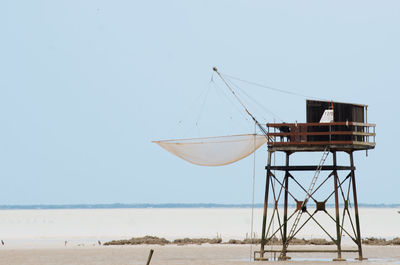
(0, 203, 399, 210)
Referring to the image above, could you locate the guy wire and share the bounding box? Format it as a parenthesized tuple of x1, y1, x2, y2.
(250, 121, 257, 261)
(221, 72, 330, 101)
(225, 77, 284, 123)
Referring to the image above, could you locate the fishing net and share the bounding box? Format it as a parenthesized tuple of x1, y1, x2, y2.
(153, 134, 267, 166)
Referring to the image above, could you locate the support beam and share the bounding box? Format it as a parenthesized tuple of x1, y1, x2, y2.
(350, 152, 365, 260)
(267, 165, 355, 171)
(256, 149, 367, 262)
(280, 152, 290, 260)
(257, 249, 359, 254)
(333, 151, 344, 261)
(260, 151, 272, 259)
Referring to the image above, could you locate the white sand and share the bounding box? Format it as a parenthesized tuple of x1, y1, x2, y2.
(0, 208, 399, 245)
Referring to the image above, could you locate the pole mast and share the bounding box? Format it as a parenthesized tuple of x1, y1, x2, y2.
(213, 67, 269, 137)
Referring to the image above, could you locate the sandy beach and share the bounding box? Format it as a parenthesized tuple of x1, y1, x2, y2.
(0, 208, 399, 264)
(1, 244, 400, 265)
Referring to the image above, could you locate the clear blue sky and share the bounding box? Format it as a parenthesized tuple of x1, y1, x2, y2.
(0, 1, 399, 205)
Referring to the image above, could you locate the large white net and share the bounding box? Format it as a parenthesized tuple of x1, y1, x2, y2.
(153, 134, 267, 166)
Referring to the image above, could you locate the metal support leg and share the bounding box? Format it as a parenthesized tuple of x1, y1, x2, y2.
(260, 151, 272, 260)
(350, 152, 365, 260)
(280, 152, 290, 260)
(333, 151, 344, 261)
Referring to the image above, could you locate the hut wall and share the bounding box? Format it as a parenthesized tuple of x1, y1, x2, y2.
(306, 100, 365, 142)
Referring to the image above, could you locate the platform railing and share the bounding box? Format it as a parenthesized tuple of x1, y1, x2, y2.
(266, 122, 376, 147)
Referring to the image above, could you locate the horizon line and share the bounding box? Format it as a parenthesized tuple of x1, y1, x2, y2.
(0, 202, 399, 210)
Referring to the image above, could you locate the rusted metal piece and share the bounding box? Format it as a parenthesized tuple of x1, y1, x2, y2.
(316, 201, 326, 211)
(296, 201, 304, 211)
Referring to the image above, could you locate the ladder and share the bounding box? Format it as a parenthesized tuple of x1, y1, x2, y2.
(279, 147, 330, 259)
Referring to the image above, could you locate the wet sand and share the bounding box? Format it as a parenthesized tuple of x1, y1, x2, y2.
(1, 244, 400, 265)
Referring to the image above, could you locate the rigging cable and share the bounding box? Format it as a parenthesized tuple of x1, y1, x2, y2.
(213, 67, 269, 138)
(212, 80, 250, 126)
(225, 77, 285, 123)
(194, 82, 212, 136)
(167, 77, 215, 138)
(250, 122, 257, 261)
(221, 72, 330, 102)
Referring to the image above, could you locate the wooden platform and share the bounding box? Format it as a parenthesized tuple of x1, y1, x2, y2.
(266, 122, 376, 152)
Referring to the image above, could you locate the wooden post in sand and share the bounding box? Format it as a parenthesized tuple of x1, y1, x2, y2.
(146, 249, 154, 265)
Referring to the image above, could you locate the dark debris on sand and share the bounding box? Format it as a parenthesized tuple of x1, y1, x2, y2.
(173, 238, 222, 245)
(104, 236, 170, 246)
(104, 235, 334, 246)
(362, 237, 400, 245)
(104, 235, 400, 246)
